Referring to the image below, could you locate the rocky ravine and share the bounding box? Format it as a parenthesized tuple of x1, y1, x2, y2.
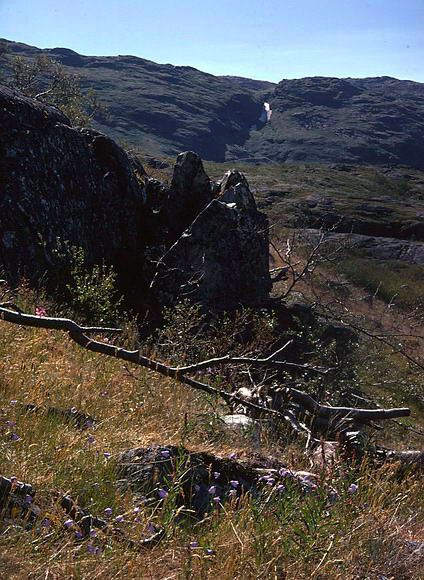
(233, 76, 424, 168)
(2, 39, 424, 169)
(0, 84, 270, 313)
(0, 39, 273, 163)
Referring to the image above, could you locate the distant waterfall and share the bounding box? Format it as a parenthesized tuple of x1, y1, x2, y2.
(259, 102, 272, 123)
(251, 102, 272, 131)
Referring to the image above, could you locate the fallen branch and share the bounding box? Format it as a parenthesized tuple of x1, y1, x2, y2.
(0, 306, 411, 445)
(287, 388, 410, 422)
(0, 306, 122, 334)
(0, 306, 323, 445)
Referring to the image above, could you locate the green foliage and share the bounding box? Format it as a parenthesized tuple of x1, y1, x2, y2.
(337, 251, 424, 309)
(0, 45, 106, 126)
(54, 241, 124, 325)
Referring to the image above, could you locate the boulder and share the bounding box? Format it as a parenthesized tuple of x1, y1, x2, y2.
(219, 169, 251, 193)
(150, 173, 271, 309)
(118, 445, 287, 517)
(166, 151, 213, 241)
(0, 85, 146, 300)
(0, 86, 271, 313)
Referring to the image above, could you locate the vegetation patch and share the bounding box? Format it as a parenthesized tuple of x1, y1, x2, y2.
(1, 265, 424, 578)
(336, 251, 424, 310)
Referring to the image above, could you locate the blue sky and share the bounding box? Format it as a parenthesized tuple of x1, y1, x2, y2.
(1, 0, 423, 82)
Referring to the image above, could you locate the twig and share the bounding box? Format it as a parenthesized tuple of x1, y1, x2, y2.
(177, 349, 328, 376)
(311, 534, 335, 577)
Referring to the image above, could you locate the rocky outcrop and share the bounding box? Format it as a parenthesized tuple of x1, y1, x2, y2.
(118, 445, 288, 517)
(150, 170, 271, 309)
(284, 193, 424, 242)
(167, 151, 213, 240)
(302, 229, 424, 266)
(0, 85, 146, 300)
(0, 85, 270, 312)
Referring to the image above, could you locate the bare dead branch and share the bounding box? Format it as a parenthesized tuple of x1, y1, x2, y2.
(34, 88, 53, 100)
(271, 231, 328, 299)
(287, 388, 410, 422)
(0, 301, 23, 313)
(0, 306, 410, 447)
(0, 306, 323, 445)
(270, 266, 289, 284)
(0, 308, 122, 334)
(176, 348, 329, 376)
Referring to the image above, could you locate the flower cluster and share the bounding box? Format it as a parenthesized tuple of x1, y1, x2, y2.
(189, 541, 215, 556)
(258, 468, 319, 494)
(3, 418, 21, 442)
(257, 467, 359, 504)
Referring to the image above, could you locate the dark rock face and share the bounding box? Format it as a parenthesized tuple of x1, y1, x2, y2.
(151, 171, 271, 309)
(273, 77, 362, 108)
(303, 230, 424, 266)
(167, 151, 213, 240)
(0, 85, 145, 298)
(0, 85, 270, 312)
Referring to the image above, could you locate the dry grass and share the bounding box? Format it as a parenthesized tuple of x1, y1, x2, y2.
(270, 233, 424, 440)
(1, 280, 424, 579)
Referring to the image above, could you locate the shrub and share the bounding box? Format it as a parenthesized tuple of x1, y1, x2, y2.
(54, 241, 124, 325)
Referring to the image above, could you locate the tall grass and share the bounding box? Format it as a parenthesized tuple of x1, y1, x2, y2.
(1, 282, 424, 579)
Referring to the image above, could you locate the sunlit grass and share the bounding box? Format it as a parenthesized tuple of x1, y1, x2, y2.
(336, 252, 424, 310)
(1, 283, 424, 578)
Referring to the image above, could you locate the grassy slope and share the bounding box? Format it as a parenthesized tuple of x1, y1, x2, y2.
(1, 264, 424, 578)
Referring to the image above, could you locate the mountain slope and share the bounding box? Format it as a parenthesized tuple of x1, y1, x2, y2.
(0, 39, 273, 161)
(2, 39, 424, 168)
(233, 76, 424, 168)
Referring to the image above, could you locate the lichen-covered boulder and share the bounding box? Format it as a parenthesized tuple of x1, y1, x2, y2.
(0, 84, 146, 297)
(150, 171, 271, 309)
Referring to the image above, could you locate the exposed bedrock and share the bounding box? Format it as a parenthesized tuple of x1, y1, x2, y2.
(0, 85, 270, 312)
(0, 85, 146, 302)
(149, 174, 271, 309)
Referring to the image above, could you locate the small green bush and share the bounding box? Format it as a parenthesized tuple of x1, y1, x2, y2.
(54, 240, 124, 325)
